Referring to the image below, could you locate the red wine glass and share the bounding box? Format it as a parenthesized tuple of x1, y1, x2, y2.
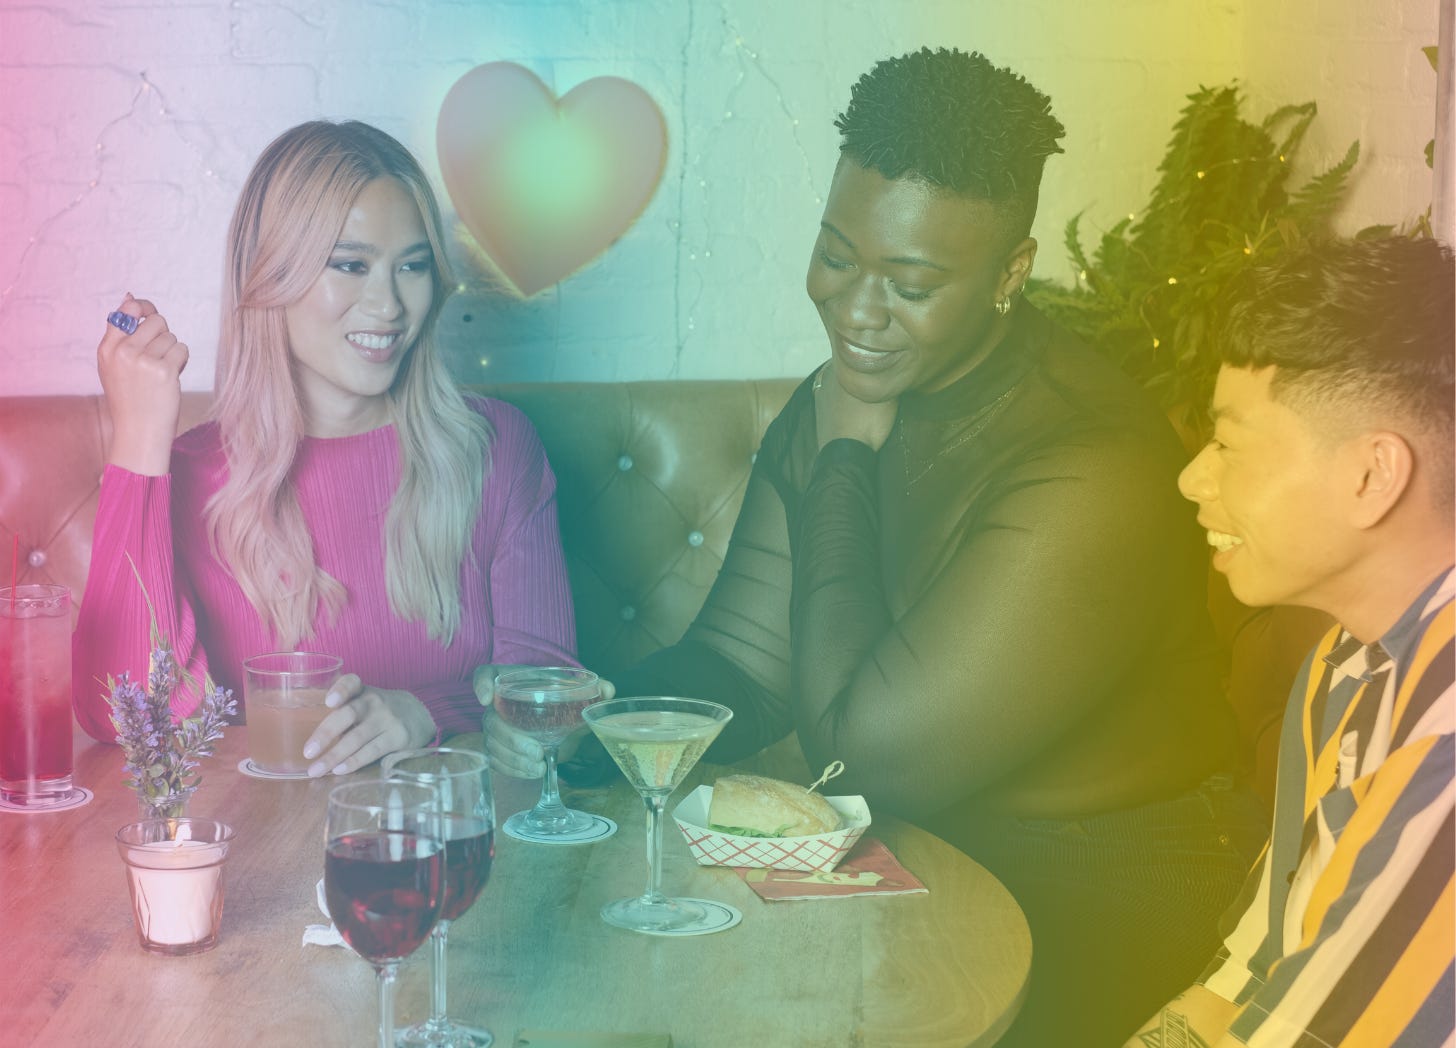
(324, 780, 445, 1048)
(382, 748, 496, 1048)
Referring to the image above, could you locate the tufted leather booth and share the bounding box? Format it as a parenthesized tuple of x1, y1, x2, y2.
(0, 383, 1327, 806)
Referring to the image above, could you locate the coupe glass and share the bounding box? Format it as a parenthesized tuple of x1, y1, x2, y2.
(581, 696, 732, 932)
(324, 780, 445, 1048)
(493, 667, 600, 837)
(382, 748, 496, 1048)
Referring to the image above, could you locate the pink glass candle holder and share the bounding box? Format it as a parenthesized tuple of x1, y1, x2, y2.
(116, 817, 236, 954)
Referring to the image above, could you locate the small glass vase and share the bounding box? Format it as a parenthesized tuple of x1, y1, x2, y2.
(140, 788, 195, 822)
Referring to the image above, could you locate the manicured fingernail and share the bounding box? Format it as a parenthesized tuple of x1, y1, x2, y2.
(325, 691, 342, 707)
(332, 764, 348, 776)
(303, 742, 319, 759)
(307, 762, 327, 778)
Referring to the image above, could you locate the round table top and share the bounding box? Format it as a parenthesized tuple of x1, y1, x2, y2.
(0, 729, 1030, 1047)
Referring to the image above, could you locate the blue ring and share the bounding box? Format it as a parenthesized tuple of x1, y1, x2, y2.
(106, 311, 139, 335)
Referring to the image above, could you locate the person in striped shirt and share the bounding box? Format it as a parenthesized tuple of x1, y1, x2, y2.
(1124, 235, 1455, 1047)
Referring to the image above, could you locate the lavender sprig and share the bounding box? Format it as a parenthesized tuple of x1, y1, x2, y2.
(107, 641, 237, 814)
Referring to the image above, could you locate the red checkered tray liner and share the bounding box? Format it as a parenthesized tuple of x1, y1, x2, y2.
(672, 785, 871, 872)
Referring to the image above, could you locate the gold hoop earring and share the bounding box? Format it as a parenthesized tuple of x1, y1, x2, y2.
(995, 296, 1012, 317)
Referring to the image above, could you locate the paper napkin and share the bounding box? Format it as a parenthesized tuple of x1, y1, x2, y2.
(735, 838, 927, 901)
(302, 878, 347, 948)
(514, 1033, 672, 1047)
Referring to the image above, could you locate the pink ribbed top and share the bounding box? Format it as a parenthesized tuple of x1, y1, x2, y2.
(73, 395, 578, 742)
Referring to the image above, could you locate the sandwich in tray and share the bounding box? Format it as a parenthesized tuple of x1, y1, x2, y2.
(672, 764, 871, 872)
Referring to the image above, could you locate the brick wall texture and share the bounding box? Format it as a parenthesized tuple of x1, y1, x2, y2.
(0, 0, 1441, 395)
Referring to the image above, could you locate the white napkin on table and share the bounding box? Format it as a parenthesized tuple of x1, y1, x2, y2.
(302, 878, 347, 948)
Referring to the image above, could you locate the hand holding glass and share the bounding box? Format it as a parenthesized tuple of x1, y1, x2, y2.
(324, 780, 444, 1048)
(245, 651, 341, 774)
(581, 696, 732, 932)
(383, 748, 496, 1048)
(493, 667, 600, 837)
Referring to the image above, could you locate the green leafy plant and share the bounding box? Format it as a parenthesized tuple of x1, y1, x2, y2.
(1027, 83, 1359, 414)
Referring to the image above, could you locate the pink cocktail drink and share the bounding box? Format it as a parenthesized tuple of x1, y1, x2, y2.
(0, 585, 73, 806)
(495, 690, 595, 743)
(494, 666, 601, 838)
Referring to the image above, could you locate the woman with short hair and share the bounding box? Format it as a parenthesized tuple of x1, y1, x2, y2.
(490, 48, 1267, 1047)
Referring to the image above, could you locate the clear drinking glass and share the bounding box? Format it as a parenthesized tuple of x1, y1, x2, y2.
(324, 780, 445, 1048)
(383, 748, 496, 1048)
(0, 584, 74, 806)
(244, 651, 342, 775)
(493, 667, 600, 837)
(581, 696, 732, 932)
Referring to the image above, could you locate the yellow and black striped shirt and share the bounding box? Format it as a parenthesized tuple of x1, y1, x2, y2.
(1200, 567, 1454, 1047)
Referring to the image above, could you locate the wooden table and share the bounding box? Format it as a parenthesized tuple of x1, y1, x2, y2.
(0, 730, 1030, 1048)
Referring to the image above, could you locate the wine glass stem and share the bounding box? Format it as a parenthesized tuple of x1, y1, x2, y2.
(427, 919, 452, 1030)
(642, 793, 668, 905)
(535, 744, 565, 815)
(374, 962, 399, 1048)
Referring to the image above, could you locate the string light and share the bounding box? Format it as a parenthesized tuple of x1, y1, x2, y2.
(2, 69, 223, 323)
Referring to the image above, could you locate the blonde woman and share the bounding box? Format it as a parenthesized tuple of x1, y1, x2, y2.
(75, 120, 576, 775)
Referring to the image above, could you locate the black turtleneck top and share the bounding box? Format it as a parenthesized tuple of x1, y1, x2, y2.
(609, 305, 1235, 822)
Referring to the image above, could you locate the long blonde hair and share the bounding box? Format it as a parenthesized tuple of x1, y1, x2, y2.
(208, 120, 491, 648)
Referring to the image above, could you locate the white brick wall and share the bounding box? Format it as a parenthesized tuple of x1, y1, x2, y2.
(0, 0, 1440, 395)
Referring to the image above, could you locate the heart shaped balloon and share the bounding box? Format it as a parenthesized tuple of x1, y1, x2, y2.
(437, 63, 668, 297)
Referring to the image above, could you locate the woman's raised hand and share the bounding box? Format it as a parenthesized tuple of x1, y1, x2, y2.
(475, 663, 616, 778)
(97, 293, 189, 475)
(812, 359, 899, 452)
(302, 674, 437, 777)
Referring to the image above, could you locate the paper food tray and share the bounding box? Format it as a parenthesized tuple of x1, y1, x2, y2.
(672, 784, 871, 872)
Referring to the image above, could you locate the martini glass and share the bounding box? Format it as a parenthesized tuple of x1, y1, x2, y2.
(581, 696, 733, 932)
(493, 667, 601, 837)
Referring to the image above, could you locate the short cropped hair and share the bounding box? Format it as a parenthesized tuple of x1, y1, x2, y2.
(1216, 236, 1455, 506)
(834, 47, 1065, 240)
